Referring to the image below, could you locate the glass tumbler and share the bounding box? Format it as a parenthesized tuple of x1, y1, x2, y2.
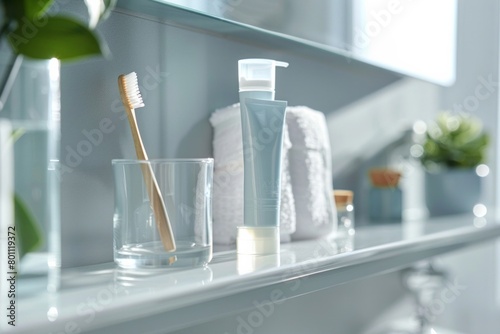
(112, 159, 213, 269)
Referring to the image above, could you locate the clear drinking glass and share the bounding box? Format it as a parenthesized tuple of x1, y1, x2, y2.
(1, 55, 61, 290)
(0, 120, 13, 320)
(0, 120, 12, 234)
(112, 159, 214, 269)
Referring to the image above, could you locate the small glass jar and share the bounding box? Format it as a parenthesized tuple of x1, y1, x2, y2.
(368, 168, 403, 223)
(333, 190, 355, 237)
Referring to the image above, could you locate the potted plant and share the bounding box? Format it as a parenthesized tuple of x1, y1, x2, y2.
(418, 111, 489, 216)
(0, 0, 115, 266)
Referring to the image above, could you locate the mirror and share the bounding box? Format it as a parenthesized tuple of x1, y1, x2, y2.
(153, 0, 457, 86)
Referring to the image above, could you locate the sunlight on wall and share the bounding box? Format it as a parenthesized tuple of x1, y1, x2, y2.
(352, 0, 457, 86)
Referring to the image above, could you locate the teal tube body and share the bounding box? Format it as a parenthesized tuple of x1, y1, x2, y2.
(239, 96, 287, 228)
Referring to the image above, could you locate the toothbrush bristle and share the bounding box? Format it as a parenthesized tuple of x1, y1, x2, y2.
(122, 72, 145, 109)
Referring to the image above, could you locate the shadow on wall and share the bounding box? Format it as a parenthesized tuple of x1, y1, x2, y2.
(327, 78, 441, 223)
(176, 118, 214, 158)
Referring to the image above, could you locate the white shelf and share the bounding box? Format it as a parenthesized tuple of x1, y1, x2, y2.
(4, 215, 500, 333)
(114, 0, 404, 79)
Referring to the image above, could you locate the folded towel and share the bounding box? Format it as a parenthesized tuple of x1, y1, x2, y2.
(286, 106, 337, 240)
(209, 103, 296, 244)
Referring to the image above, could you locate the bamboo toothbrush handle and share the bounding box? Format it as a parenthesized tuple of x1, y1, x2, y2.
(126, 109, 176, 252)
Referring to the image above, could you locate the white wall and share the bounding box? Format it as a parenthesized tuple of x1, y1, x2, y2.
(441, 0, 500, 212)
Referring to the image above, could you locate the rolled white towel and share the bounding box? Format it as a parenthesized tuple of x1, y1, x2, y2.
(286, 106, 337, 240)
(209, 103, 296, 245)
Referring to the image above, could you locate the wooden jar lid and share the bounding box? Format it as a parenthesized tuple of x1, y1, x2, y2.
(369, 168, 401, 188)
(333, 189, 354, 207)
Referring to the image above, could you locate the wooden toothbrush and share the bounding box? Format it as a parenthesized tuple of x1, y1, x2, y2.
(118, 72, 176, 252)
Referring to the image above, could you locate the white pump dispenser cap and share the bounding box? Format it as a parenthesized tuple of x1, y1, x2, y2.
(238, 59, 289, 92)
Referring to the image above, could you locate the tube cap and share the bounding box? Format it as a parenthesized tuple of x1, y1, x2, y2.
(238, 59, 289, 92)
(237, 226, 280, 255)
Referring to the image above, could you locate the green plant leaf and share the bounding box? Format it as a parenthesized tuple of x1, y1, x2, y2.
(7, 16, 105, 61)
(14, 193, 43, 259)
(421, 112, 489, 169)
(23, 0, 53, 19)
(1, 0, 53, 21)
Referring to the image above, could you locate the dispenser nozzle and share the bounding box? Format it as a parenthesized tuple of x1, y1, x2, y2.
(238, 58, 289, 92)
(275, 61, 289, 68)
